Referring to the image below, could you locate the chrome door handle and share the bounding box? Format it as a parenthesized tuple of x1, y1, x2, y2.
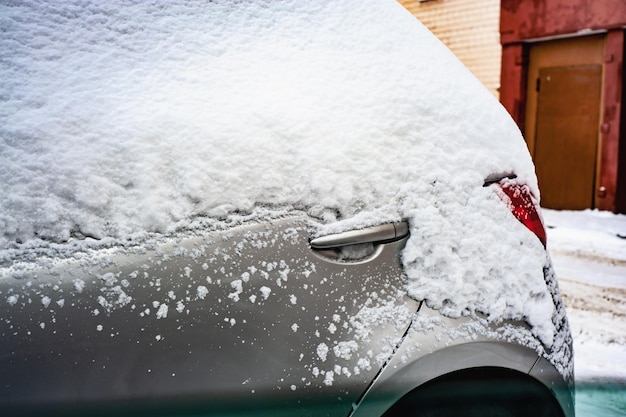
(310, 221, 409, 249)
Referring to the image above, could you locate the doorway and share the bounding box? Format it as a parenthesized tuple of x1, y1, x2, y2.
(525, 35, 605, 210)
(533, 65, 602, 209)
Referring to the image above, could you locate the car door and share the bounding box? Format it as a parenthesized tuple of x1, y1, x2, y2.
(0, 216, 418, 416)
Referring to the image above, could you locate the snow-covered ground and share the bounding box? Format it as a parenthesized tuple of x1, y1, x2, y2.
(543, 208, 626, 416)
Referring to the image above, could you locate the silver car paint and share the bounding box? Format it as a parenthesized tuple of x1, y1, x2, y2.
(1, 216, 417, 415)
(0, 215, 572, 416)
(351, 305, 575, 417)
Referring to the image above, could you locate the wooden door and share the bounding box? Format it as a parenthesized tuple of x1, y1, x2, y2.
(533, 65, 602, 210)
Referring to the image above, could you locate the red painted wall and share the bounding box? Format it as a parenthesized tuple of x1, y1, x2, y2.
(501, 0, 626, 43)
(500, 44, 527, 132)
(600, 30, 624, 212)
(614, 33, 626, 213)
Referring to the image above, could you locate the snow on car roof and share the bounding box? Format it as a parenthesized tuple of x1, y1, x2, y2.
(1, 1, 555, 348)
(1, 0, 534, 246)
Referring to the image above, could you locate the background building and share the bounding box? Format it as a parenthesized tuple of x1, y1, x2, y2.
(398, 0, 501, 98)
(400, 0, 626, 213)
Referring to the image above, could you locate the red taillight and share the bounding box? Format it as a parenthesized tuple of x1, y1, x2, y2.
(495, 180, 547, 247)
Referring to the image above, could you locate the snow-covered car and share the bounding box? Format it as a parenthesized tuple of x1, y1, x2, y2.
(0, 1, 573, 416)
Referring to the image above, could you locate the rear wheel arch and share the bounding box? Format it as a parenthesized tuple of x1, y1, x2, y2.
(381, 367, 565, 417)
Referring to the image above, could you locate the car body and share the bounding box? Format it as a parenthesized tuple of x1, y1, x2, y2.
(1, 1, 573, 416)
(1, 211, 573, 417)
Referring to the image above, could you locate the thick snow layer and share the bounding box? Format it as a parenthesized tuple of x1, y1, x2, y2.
(1, 2, 550, 342)
(544, 209, 626, 416)
(544, 209, 626, 289)
(544, 209, 626, 379)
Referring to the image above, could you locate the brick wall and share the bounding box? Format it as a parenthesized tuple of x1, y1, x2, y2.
(398, 0, 501, 98)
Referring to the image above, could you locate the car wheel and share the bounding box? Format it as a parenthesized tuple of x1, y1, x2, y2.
(382, 368, 564, 417)
(411, 400, 522, 417)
